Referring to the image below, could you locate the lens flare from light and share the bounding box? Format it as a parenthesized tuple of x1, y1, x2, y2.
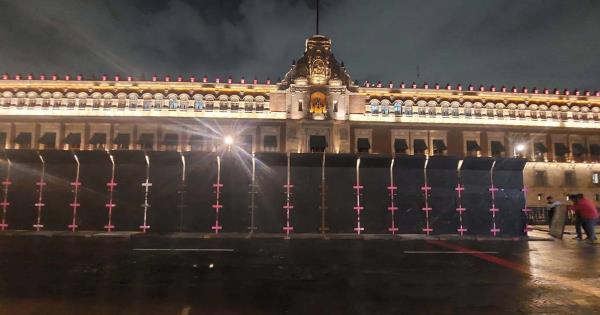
(224, 136, 233, 145)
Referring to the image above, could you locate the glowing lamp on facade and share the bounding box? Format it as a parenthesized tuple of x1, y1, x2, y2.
(224, 136, 234, 146)
(514, 143, 526, 157)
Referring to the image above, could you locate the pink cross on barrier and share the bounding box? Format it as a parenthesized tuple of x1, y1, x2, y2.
(456, 207, 466, 213)
(139, 224, 150, 232)
(0, 222, 7, 230)
(387, 206, 398, 212)
(421, 185, 431, 192)
(70, 181, 81, 188)
(106, 181, 117, 191)
(422, 227, 433, 235)
(421, 207, 432, 212)
(353, 185, 363, 194)
(68, 223, 78, 232)
(104, 223, 115, 232)
(387, 185, 397, 191)
(1, 180, 11, 186)
(211, 222, 222, 233)
(212, 203, 223, 212)
(488, 185, 498, 198)
(105, 203, 116, 210)
(35, 202, 45, 208)
(36, 181, 46, 187)
(489, 207, 499, 213)
(284, 184, 294, 189)
(455, 184, 464, 197)
(70, 202, 80, 209)
(353, 205, 364, 214)
(354, 221, 364, 235)
(0, 201, 10, 207)
(491, 227, 501, 236)
(283, 204, 294, 210)
(33, 223, 44, 231)
(457, 227, 467, 235)
(283, 225, 294, 235)
(388, 225, 399, 234)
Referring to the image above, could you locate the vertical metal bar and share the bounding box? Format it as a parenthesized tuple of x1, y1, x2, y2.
(104, 153, 117, 232)
(248, 153, 257, 235)
(353, 157, 364, 235)
(211, 155, 223, 233)
(139, 154, 151, 232)
(283, 152, 294, 238)
(33, 153, 46, 231)
(489, 160, 500, 236)
(319, 151, 327, 236)
(0, 158, 12, 231)
(68, 153, 81, 232)
(387, 158, 398, 234)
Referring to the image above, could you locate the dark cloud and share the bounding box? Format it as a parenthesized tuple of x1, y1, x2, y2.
(0, 0, 598, 90)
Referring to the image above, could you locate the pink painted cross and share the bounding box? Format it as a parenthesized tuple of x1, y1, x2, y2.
(212, 203, 223, 212)
(35, 202, 45, 208)
(104, 223, 115, 232)
(456, 207, 466, 213)
(421, 206, 432, 212)
(105, 202, 116, 210)
(488, 185, 498, 198)
(0, 201, 10, 208)
(70, 181, 81, 188)
(36, 181, 46, 187)
(106, 180, 117, 191)
(211, 222, 223, 234)
(489, 207, 499, 213)
(388, 226, 399, 234)
(68, 222, 78, 232)
(0, 221, 8, 231)
(70, 202, 80, 209)
(283, 204, 294, 210)
(353, 184, 363, 194)
(387, 185, 397, 191)
(490, 227, 501, 236)
(1, 180, 11, 186)
(457, 227, 467, 235)
(353, 205, 364, 214)
(139, 224, 150, 232)
(387, 206, 398, 213)
(283, 225, 294, 235)
(421, 185, 431, 193)
(422, 227, 433, 235)
(455, 184, 464, 197)
(354, 221, 364, 235)
(33, 223, 44, 231)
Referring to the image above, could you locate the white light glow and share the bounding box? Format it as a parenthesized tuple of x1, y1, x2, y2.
(515, 144, 526, 152)
(224, 136, 234, 145)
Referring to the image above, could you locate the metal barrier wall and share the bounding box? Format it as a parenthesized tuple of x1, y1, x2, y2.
(0, 150, 528, 237)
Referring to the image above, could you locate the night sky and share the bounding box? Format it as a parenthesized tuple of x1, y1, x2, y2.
(0, 0, 599, 90)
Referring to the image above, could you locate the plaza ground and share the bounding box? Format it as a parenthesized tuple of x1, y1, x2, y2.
(0, 228, 598, 315)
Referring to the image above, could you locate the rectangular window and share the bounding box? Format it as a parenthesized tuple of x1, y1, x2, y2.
(534, 170, 547, 187)
(298, 100, 303, 112)
(593, 172, 600, 184)
(564, 171, 576, 187)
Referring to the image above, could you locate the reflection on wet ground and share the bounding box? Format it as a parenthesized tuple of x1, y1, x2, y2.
(0, 231, 598, 314)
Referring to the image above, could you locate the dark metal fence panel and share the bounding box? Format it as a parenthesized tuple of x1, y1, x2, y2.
(325, 154, 356, 233)
(75, 151, 112, 230)
(460, 157, 495, 235)
(426, 155, 460, 235)
(254, 152, 287, 233)
(4, 150, 42, 230)
(182, 152, 218, 232)
(147, 151, 183, 233)
(290, 153, 323, 233)
(220, 152, 253, 233)
(110, 150, 147, 231)
(360, 155, 393, 234)
(39, 150, 77, 230)
(492, 158, 528, 236)
(394, 155, 426, 234)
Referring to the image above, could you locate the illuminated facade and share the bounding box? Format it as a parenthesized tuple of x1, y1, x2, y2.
(1, 35, 600, 207)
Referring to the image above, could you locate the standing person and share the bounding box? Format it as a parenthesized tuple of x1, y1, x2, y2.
(546, 196, 561, 230)
(570, 194, 598, 242)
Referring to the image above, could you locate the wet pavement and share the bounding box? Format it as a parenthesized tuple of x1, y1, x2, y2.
(0, 231, 598, 315)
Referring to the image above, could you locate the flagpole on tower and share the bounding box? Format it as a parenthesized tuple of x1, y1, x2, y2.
(316, 0, 320, 35)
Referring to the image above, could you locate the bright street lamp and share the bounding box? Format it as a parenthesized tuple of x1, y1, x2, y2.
(224, 135, 234, 145)
(514, 143, 526, 157)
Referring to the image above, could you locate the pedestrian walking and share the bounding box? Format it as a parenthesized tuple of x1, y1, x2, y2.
(570, 194, 598, 242)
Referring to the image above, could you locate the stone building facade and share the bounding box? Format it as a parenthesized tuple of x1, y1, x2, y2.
(1, 35, 599, 207)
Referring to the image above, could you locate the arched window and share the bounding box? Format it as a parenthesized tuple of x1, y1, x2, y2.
(393, 101, 402, 114)
(169, 99, 178, 109)
(194, 100, 204, 110)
